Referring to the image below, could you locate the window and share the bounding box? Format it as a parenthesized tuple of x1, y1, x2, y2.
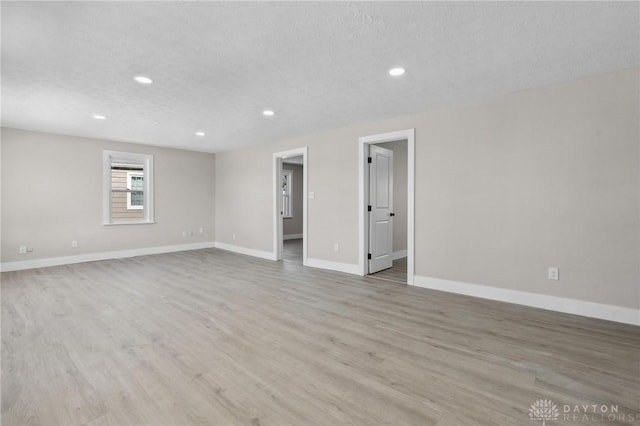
(127, 172, 144, 210)
(103, 150, 154, 225)
(282, 169, 292, 218)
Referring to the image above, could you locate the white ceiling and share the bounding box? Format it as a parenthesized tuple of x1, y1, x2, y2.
(2, 2, 638, 153)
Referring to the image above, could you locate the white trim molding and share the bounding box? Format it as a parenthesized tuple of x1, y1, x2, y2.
(284, 233, 303, 240)
(306, 258, 360, 275)
(1, 242, 216, 272)
(413, 275, 640, 326)
(213, 242, 277, 261)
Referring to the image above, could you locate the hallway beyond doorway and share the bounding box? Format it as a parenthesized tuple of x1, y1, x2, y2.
(283, 238, 303, 263)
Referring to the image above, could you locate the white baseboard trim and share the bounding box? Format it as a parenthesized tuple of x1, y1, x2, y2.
(284, 233, 303, 240)
(213, 242, 277, 261)
(391, 250, 408, 261)
(0, 242, 217, 272)
(413, 275, 640, 326)
(306, 257, 360, 275)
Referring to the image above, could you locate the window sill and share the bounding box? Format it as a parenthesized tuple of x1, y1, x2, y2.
(103, 221, 156, 226)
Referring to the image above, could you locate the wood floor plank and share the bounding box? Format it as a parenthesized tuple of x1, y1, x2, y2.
(2, 248, 639, 425)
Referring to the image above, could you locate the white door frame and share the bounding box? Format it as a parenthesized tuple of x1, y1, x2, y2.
(273, 147, 308, 264)
(358, 129, 415, 284)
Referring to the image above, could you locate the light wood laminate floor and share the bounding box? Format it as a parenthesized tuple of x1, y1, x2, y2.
(369, 257, 407, 284)
(2, 249, 639, 425)
(283, 238, 303, 264)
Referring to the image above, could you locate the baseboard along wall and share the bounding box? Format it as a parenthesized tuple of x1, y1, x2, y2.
(2, 241, 635, 326)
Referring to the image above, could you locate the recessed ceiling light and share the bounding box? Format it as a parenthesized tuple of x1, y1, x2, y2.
(134, 75, 153, 85)
(93, 114, 107, 120)
(389, 67, 406, 77)
(195, 131, 205, 136)
(263, 110, 275, 116)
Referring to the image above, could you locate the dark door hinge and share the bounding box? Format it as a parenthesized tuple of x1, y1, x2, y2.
(368, 253, 372, 260)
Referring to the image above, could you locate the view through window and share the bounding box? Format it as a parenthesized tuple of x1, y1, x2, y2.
(103, 150, 154, 224)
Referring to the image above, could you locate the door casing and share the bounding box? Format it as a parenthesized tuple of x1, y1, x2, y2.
(272, 147, 308, 264)
(358, 129, 415, 284)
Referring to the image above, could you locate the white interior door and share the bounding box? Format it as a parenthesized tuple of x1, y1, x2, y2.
(368, 145, 393, 273)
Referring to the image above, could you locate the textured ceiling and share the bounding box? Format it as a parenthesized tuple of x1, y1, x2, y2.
(2, 2, 638, 153)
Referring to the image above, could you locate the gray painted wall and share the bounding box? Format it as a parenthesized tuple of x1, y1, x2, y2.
(1, 129, 216, 262)
(215, 68, 639, 309)
(1, 68, 637, 312)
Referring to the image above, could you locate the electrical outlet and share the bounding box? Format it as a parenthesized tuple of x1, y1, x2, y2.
(309, 192, 315, 199)
(182, 231, 188, 237)
(199, 227, 204, 234)
(19, 246, 27, 254)
(71, 240, 78, 248)
(333, 243, 339, 252)
(548, 267, 559, 281)
(232, 234, 236, 241)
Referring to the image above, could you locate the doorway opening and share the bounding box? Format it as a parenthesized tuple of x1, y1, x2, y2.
(273, 147, 307, 265)
(358, 129, 415, 284)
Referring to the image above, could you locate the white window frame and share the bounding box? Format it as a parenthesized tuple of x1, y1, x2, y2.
(103, 150, 155, 225)
(282, 169, 293, 219)
(126, 171, 144, 210)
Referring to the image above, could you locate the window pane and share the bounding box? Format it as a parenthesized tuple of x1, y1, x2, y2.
(129, 175, 144, 207)
(110, 165, 145, 220)
(130, 191, 144, 206)
(111, 191, 145, 220)
(131, 175, 144, 190)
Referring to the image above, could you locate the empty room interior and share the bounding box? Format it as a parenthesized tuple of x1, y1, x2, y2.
(1, 2, 639, 426)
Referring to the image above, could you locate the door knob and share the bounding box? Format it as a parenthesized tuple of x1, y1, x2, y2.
(390, 212, 395, 217)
